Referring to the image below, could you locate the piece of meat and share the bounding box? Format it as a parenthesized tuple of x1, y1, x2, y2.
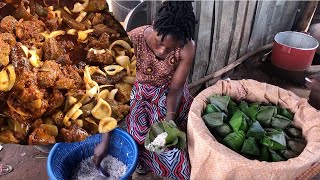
(14, 131, 28, 144)
(11, 43, 31, 74)
(28, 127, 56, 145)
(59, 7, 86, 30)
(6, 96, 32, 123)
(62, 39, 75, 50)
(56, 54, 72, 65)
(84, 0, 108, 12)
(8, 69, 48, 119)
(17, 85, 49, 118)
(44, 17, 59, 31)
(43, 37, 73, 65)
(54, 77, 76, 89)
(55, 65, 83, 90)
(0, 15, 17, 33)
(0, 130, 19, 144)
(11, 44, 37, 91)
(47, 89, 65, 111)
(115, 82, 132, 104)
(93, 24, 118, 37)
(14, 67, 38, 90)
(37, 60, 62, 88)
(32, 119, 44, 128)
(86, 49, 113, 65)
(80, 101, 94, 117)
(42, 37, 64, 61)
(8, 111, 31, 125)
(0, 32, 16, 46)
(87, 33, 110, 50)
(112, 104, 130, 121)
(92, 13, 105, 26)
(60, 125, 89, 142)
(12, 1, 34, 21)
(65, 89, 86, 102)
(15, 19, 45, 44)
(0, 2, 6, 8)
(19, 84, 44, 104)
(6, 90, 48, 124)
(0, 91, 6, 109)
(81, 12, 94, 29)
(34, 1, 48, 18)
(91, 70, 127, 84)
(51, 111, 64, 126)
(82, 117, 99, 134)
(0, 117, 6, 130)
(105, 99, 130, 121)
(0, 38, 11, 66)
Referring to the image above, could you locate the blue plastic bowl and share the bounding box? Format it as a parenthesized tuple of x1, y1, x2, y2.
(47, 128, 138, 180)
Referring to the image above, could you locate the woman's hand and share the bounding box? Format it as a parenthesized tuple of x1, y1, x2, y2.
(305, 74, 320, 110)
(93, 143, 108, 168)
(92, 132, 111, 169)
(306, 74, 320, 88)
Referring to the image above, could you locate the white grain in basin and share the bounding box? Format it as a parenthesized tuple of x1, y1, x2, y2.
(72, 155, 127, 180)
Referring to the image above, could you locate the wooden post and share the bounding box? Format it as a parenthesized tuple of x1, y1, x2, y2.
(146, 0, 161, 24)
(297, 1, 319, 32)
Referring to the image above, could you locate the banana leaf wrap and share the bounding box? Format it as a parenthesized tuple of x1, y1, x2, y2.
(222, 131, 245, 152)
(256, 106, 277, 127)
(278, 108, 294, 120)
(209, 95, 230, 112)
(285, 127, 302, 138)
(261, 129, 286, 150)
(202, 112, 226, 129)
(204, 104, 221, 114)
(144, 120, 186, 153)
(271, 115, 292, 129)
(229, 110, 249, 132)
(214, 123, 232, 138)
(247, 121, 265, 140)
(201, 94, 306, 163)
(241, 137, 260, 156)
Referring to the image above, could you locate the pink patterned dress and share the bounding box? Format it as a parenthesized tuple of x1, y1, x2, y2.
(125, 26, 192, 179)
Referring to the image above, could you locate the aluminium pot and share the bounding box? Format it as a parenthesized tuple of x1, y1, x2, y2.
(271, 31, 319, 71)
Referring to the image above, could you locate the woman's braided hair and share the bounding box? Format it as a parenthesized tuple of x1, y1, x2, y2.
(153, 1, 196, 45)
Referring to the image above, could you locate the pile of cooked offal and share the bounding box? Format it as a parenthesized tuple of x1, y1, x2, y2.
(0, 0, 136, 145)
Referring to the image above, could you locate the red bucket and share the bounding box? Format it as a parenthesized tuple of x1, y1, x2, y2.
(271, 31, 319, 71)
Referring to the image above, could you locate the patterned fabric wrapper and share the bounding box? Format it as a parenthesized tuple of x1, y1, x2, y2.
(126, 81, 192, 179)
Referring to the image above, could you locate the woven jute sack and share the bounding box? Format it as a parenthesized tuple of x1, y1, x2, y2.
(187, 79, 320, 180)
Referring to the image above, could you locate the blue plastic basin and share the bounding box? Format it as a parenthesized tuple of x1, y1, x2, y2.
(47, 128, 138, 180)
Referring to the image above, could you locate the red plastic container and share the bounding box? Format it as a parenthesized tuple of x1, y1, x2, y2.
(271, 31, 319, 71)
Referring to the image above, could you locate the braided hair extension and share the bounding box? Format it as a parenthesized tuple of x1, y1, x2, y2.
(153, 1, 196, 46)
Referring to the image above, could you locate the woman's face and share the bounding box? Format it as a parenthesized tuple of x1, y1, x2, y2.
(149, 30, 182, 60)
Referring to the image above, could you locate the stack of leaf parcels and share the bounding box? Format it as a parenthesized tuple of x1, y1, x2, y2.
(202, 95, 306, 162)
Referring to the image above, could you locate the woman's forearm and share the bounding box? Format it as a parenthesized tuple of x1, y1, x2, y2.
(166, 88, 183, 120)
(101, 132, 111, 147)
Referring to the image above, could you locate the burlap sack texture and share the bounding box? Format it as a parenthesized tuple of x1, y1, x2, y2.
(187, 79, 320, 180)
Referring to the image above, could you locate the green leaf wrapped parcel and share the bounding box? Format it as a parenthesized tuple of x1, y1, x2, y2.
(144, 120, 186, 153)
(202, 95, 306, 162)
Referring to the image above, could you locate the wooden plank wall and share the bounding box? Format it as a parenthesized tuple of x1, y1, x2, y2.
(247, 1, 300, 51)
(191, 0, 300, 87)
(190, 1, 215, 92)
(147, 0, 301, 87)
